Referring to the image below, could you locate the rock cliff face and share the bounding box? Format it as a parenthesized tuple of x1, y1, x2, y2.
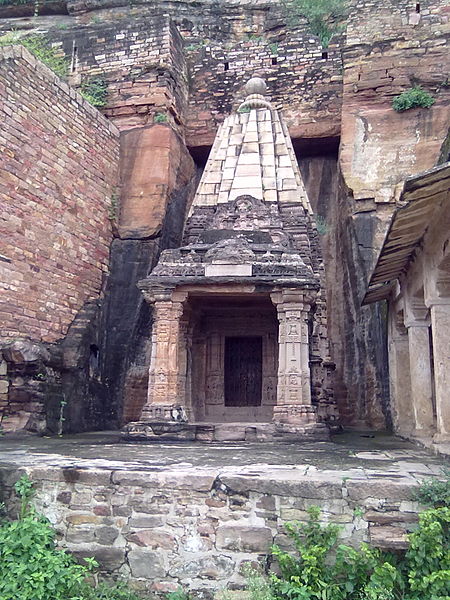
(1, 0, 449, 431)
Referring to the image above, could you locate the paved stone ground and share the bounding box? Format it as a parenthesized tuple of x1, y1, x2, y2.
(0, 430, 447, 475)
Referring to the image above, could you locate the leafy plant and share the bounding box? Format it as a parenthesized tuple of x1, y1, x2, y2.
(411, 471, 450, 507)
(108, 190, 119, 221)
(392, 86, 435, 112)
(282, 0, 348, 48)
(0, 476, 96, 600)
(0, 475, 152, 600)
(405, 506, 450, 599)
(0, 0, 33, 6)
(0, 32, 68, 78)
(80, 76, 108, 108)
(315, 215, 328, 235)
(79, 580, 149, 600)
(269, 42, 279, 56)
(249, 502, 450, 600)
(154, 112, 168, 123)
(167, 588, 191, 600)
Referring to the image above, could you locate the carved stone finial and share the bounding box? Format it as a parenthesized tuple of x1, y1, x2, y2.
(238, 76, 271, 112)
(244, 76, 267, 97)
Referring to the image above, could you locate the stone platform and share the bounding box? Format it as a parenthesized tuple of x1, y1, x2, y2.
(121, 420, 330, 443)
(0, 431, 448, 596)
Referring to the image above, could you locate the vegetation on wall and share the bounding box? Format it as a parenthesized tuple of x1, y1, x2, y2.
(1, 474, 449, 600)
(242, 473, 450, 600)
(0, 476, 149, 600)
(392, 86, 435, 112)
(154, 112, 168, 123)
(282, 0, 348, 47)
(0, 32, 68, 78)
(80, 76, 108, 108)
(0, 0, 31, 5)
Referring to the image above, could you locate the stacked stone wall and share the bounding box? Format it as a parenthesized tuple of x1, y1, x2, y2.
(185, 34, 343, 146)
(0, 462, 429, 595)
(0, 45, 119, 344)
(48, 16, 188, 131)
(347, 0, 450, 45)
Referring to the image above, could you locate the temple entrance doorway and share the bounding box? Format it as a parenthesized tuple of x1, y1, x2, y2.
(224, 336, 263, 408)
(188, 293, 278, 423)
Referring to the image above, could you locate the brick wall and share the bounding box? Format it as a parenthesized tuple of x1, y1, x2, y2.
(0, 45, 119, 344)
(51, 15, 188, 132)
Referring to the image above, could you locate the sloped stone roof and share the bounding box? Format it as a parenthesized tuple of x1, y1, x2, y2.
(363, 162, 450, 305)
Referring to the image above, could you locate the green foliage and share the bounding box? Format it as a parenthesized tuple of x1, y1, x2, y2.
(411, 471, 450, 508)
(108, 189, 119, 221)
(80, 76, 108, 108)
(392, 86, 435, 112)
(14, 474, 35, 520)
(0, 32, 68, 78)
(242, 565, 275, 600)
(282, 0, 348, 48)
(0, 476, 151, 600)
(0, 476, 95, 600)
(269, 42, 279, 56)
(78, 580, 149, 600)
(405, 506, 450, 599)
(250, 504, 450, 600)
(0, 0, 31, 6)
(315, 215, 328, 235)
(167, 588, 192, 600)
(154, 112, 168, 123)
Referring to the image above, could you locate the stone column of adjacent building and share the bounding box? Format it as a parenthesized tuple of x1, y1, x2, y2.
(404, 317, 435, 438)
(271, 289, 317, 425)
(140, 290, 188, 422)
(387, 309, 415, 437)
(429, 302, 450, 444)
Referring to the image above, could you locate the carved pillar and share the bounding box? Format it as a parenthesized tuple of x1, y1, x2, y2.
(271, 289, 317, 424)
(140, 289, 188, 422)
(405, 319, 435, 437)
(429, 302, 450, 443)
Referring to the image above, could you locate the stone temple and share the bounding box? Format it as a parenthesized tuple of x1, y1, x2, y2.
(1, 0, 450, 456)
(124, 77, 335, 442)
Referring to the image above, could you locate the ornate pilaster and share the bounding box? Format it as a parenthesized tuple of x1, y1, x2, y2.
(140, 289, 188, 422)
(271, 289, 317, 425)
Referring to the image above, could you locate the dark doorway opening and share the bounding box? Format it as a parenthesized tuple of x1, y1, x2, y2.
(224, 336, 263, 407)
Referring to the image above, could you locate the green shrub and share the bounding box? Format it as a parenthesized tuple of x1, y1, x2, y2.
(282, 0, 348, 47)
(247, 501, 450, 600)
(154, 112, 168, 123)
(80, 76, 108, 108)
(0, 32, 68, 78)
(412, 471, 450, 507)
(79, 580, 150, 600)
(0, 0, 32, 6)
(392, 86, 435, 112)
(0, 477, 95, 600)
(0, 476, 149, 600)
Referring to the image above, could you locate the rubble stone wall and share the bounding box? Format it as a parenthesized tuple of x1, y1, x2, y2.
(0, 463, 425, 596)
(0, 45, 119, 344)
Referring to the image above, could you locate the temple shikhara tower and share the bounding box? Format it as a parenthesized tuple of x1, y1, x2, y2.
(124, 77, 336, 442)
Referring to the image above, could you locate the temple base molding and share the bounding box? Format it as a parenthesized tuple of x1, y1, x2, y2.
(121, 420, 329, 443)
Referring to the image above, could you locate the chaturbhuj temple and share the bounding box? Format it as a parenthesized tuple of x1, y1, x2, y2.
(124, 77, 336, 442)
